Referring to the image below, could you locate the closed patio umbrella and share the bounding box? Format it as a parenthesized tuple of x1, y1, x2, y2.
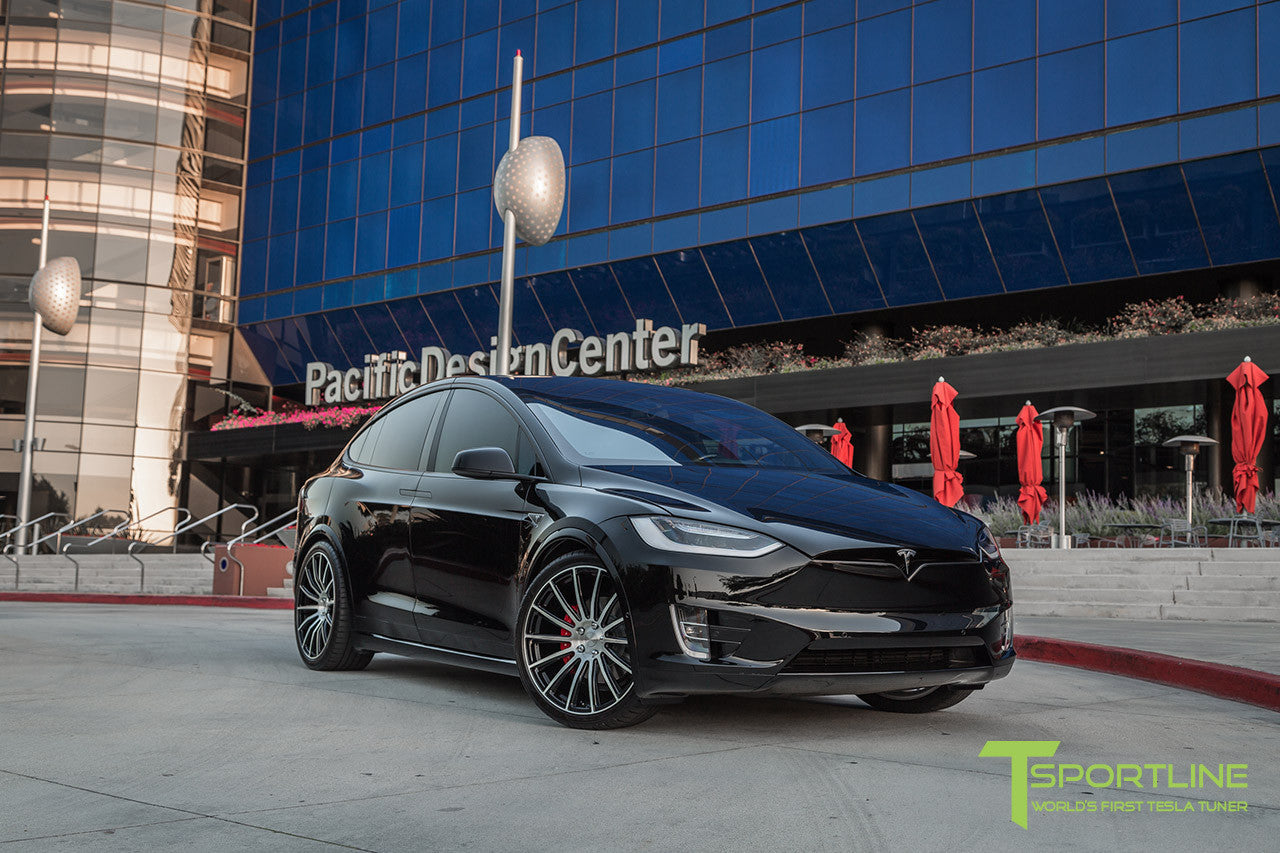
(830, 419, 854, 467)
(930, 378, 963, 507)
(1226, 356, 1270, 514)
(1015, 401, 1047, 525)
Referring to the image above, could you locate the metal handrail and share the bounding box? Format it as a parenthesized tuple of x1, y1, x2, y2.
(10, 508, 129, 555)
(216, 508, 297, 596)
(128, 503, 258, 557)
(62, 507, 191, 592)
(3, 512, 70, 587)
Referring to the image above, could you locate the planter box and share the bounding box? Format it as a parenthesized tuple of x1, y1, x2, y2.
(211, 543, 293, 596)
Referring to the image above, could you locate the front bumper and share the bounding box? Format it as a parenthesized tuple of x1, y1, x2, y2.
(597, 516, 1015, 700)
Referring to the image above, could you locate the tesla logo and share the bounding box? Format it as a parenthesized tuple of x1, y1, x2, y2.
(896, 548, 918, 580)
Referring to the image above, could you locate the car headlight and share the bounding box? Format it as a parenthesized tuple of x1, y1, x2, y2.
(978, 525, 1002, 561)
(632, 516, 784, 557)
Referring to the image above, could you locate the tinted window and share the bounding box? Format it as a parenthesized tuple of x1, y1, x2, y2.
(514, 380, 850, 474)
(364, 392, 444, 470)
(346, 416, 384, 464)
(432, 390, 536, 475)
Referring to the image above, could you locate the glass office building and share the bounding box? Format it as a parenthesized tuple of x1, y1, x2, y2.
(0, 0, 252, 526)
(230, 0, 1279, 504)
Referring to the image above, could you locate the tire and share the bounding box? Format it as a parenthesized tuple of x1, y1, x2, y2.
(856, 685, 973, 713)
(516, 552, 656, 729)
(294, 539, 373, 672)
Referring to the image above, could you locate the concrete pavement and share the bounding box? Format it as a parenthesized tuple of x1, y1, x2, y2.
(0, 603, 1276, 851)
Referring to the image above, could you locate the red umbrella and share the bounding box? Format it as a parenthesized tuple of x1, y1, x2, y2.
(1015, 402, 1047, 524)
(830, 420, 854, 467)
(930, 378, 963, 507)
(1226, 357, 1270, 514)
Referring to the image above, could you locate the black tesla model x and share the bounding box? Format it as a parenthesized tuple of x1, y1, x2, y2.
(293, 376, 1014, 728)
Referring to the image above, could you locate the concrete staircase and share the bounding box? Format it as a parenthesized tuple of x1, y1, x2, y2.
(1005, 548, 1280, 621)
(1, 554, 213, 595)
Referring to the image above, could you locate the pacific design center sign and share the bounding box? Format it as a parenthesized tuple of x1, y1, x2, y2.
(304, 320, 706, 406)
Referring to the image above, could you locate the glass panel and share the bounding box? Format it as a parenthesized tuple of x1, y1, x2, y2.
(800, 101, 854, 186)
(1038, 0, 1102, 52)
(607, 257, 682, 328)
(856, 211, 942, 306)
(855, 89, 910, 174)
(568, 159, 610, 232)
(355, 211, 388, 275)
(34, 367, 86, 419)
(802, 25, 854, 109)
(913, 202, 1004, 299)
(973, 189, 1068, 291)
(1037, 179, 1137, 283)
(1179, 9, 1256, 113)
(973, 0, 1034, 68)
(655, 68, 700, 145)
(856, 9, 910, 96)
(1038, 44, 1104, 140)
(1108, 165, 1209, 274)
(652, 250, 731, 328)
(1182, 152, 1280, 266)
(81, 366, 137, 425)
(420, 291, 482, 351)
(912, 74, 970, 164)
(432, 389, 528, 473)
(702, 54, 750, 133)
(702, 127, 749, 206)
(610, 149, 654, 225)
(522, 272, 590, 334)
(1106, 27, 1177, 126)
(914, 0, 971, 82)
(749, 115, 799, 196)
(699, 241, 778, 326)
(654, 138, 701, 215)
(1107, 0, 1176, 37)
(567, 265, 634, 333)
(973, 60, 1035, 152)
(570, 91, 612, 165)
(749, 231, 830, 321)
(751, 38, 801, 122)
(800, 220, 884, 313)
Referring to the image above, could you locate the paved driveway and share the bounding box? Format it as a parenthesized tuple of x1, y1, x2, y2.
(1, 604, 1275, 851)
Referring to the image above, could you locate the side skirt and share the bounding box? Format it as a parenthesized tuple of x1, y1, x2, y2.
(358, 633, 520, 677)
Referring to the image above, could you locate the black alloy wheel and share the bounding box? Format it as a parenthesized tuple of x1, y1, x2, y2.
(516, 552, 656, 729)
(295, 539, 373, 671)
(856, 685, 972, 713)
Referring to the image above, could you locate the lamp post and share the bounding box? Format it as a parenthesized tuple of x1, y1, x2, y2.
(1162, 434, 1218, 526)
(16, 197, 82, 553)
(1036, 406, 1095, 549)
(492, 51, 565, 376)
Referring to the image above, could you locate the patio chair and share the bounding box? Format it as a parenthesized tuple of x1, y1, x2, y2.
(1016, 523, 1053, 548)
(1074, 533, 1122, 548)
(1159, 518, 1206, 548)
(1226, 515, 1266, 548)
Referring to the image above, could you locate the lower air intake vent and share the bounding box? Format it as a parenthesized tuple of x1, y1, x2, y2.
(784, 646, 980, 674)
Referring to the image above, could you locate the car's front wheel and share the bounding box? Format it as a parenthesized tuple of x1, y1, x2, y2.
(856, 685, 973, 713)
(516, 553, 656, 729)
(294, 539, 373, 671)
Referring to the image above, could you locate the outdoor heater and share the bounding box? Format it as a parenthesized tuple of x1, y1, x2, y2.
(1036, 406, 1095, 549)
(795, 423, 838, 444)
(1162, 434, 1218, 526)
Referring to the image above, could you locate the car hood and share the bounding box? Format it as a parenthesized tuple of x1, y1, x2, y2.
(589, 464, 981, 558)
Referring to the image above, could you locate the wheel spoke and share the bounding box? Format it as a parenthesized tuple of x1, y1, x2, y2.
(603, 647, 631, 674)
(598, 657, 621, 700)
(571, 568, 585, 617)
(599, 593, 618, 621)
(601, 617, 624, 633)
(526, 634, 575, 643)
(539, 658, 576, 699)
(601, 637, 627, 645)
(586, 659, 599, 713)
(587, 568, 602, 622)
(549, 582, 576, 623)
(532, 603, 567, 628)
(295, 604, 322, 611)
(563, 660, 586, 711)
(530, 647, 571, 669)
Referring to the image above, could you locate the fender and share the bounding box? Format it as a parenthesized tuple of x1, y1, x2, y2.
(522, 519, 614, 591)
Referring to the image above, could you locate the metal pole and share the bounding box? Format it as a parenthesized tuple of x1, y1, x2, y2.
(1185, 454, 1195, 527)
(1058, 426, 1068, 546)
(16, 196, 49, 554)
(494, 51, 523, 377)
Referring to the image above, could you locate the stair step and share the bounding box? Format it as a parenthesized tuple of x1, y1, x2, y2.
(1013, 573, 1178, 590)
(1015, 587, 1175, 605)
(1185, 575, 1279, 591)
(1160, 604, 1280, 622)
(1014, 602, 1165, 619)
(1199, 562, 1280, 576)
(1172, 589, 1280, 608)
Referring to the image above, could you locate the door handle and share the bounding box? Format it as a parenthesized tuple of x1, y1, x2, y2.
(399, 488, 432, 499)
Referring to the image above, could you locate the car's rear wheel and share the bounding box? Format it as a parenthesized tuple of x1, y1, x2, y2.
(856, 685, 972, 713)
(295, 539, 373, 671)
(516, 553, 656, 729)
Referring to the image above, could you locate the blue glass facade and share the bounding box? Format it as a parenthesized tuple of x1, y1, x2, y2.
(241, 0, 1280, 385)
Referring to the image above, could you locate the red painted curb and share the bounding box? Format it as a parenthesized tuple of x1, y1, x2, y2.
(0, 592, 292, 609)
(1016, 635, 1280, 713)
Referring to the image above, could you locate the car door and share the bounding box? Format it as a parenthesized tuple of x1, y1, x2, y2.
(342, 392, 444, 642)
(409, 388, 540, 658)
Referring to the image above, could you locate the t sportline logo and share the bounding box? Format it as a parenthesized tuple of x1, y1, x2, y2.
(980, 741, 1249, 829)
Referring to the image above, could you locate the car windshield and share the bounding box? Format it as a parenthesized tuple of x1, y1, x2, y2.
(513, 380, 851, 474)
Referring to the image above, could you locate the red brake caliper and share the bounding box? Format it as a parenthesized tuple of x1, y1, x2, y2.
(560, 607, 578, 663)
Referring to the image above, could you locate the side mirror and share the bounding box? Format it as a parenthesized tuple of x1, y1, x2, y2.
(451, 447, 517, 480)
